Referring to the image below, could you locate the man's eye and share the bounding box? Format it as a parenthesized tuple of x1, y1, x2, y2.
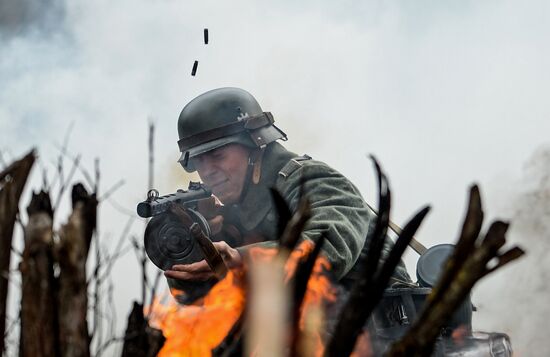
(190, 157, 202, 166)
(211, 152, 224, 160)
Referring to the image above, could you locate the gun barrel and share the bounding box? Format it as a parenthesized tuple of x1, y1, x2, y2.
(136, 185, 211, 218)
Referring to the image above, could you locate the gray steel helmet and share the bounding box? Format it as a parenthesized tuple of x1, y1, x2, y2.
(177, 87, 287, 172)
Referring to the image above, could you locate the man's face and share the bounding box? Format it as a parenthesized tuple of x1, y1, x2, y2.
(191, 144, 250, 204)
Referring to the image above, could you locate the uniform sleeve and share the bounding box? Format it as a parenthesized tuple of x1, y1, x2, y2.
(277, 161, 411, 284)
(276, 161, 371, 280)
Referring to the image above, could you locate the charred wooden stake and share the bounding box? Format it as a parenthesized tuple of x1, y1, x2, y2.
(121, 302, 165, 357)
(272, 182, 318, 356)
(387, 185, 525, 357)
(56, 183, 97, 357)
(20, 191, 59, 357)
(211, 261, 249, 357)
(373, 206, 430, 296)
(0, 150, 35, 354)
(425, 185, 484, 309)
(325, 156, 390, 357)
(325, 157, 430, 357)
(213, 185, 312, 357)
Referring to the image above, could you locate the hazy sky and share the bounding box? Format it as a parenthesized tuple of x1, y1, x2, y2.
(1, 0, 549, 355)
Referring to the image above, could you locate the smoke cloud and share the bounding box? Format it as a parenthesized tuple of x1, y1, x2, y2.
(0, 0, 65, 37)
(1, 0, 550, 355)
(474, 146, 550, 356)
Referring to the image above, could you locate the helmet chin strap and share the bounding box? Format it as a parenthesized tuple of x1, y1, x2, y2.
(237, 147, 265, 204)
(250, 148, 264, 185)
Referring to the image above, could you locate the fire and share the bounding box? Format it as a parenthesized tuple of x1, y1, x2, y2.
(146, 239, 344, 356)
(351, 331, 373, 357)
(146, 270, 246, 356)
(451, 325, 469, 347)
(247, 240, 339, 355)
(248, 240, 336, 299)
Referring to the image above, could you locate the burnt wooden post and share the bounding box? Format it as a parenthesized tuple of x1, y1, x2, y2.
(0, 150, 35, 354)
(20, 190, 59, 357)
(121, 302, 165, 357)
(387, 186, 524, 357)
(56, 183, 97, 357)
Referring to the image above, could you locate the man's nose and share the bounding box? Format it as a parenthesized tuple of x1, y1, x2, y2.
(196, 158, 217, 179)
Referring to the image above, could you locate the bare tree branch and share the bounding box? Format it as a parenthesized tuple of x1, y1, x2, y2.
(105, 197, 136, 217)
(146, 270, 163, 320)
(98, 179, 125, 202)
(53, 154, 81, 211)
(95, 158, 100, 196)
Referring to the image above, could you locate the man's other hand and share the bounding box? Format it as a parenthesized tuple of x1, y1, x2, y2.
(164, 241, 242, 281)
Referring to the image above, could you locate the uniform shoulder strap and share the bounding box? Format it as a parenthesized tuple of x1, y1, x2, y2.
(278, 154, 312, 178)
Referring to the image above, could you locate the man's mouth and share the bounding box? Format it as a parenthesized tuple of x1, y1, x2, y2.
(209, 179, 228, 189)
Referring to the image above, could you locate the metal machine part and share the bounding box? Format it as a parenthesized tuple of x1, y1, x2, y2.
(443, 332, 513, 357)
(369, 289, 511, 357)
(416, 244, 474, 331)
(143, 207, 211, 271)
(416, 243, 455, 287)
(136, 182, 211, 218)
(138, 182, 213, 270)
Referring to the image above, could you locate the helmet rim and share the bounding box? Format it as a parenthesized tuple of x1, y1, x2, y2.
(178, 133, 254, 172)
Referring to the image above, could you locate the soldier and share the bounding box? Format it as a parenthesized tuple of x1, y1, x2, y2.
(164, 87, 410, 291)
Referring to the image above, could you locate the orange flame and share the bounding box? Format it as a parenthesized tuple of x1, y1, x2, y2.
(351, 331, 373, 357)
(147, 270, 246, 356)
(248, 240, 338, 357)
(451, 325, 469, 347)
(146, 239, 357, 356)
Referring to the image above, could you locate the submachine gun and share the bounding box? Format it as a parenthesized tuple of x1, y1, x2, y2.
(136, 182, 213, 271)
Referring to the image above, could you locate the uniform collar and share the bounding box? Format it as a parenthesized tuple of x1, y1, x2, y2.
(233, 142, 296, 231)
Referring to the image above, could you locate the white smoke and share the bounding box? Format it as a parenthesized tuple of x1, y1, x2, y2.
(473, 146, 550, 357)
(1, 0, 550, 355)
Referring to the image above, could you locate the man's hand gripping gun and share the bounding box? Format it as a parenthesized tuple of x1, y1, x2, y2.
(136, 182, 228, 279)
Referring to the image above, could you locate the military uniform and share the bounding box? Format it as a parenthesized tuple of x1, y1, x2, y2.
(168, 142, 410, 293)
(223, 142, 371, 279)
(168, 87, 410, 294)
